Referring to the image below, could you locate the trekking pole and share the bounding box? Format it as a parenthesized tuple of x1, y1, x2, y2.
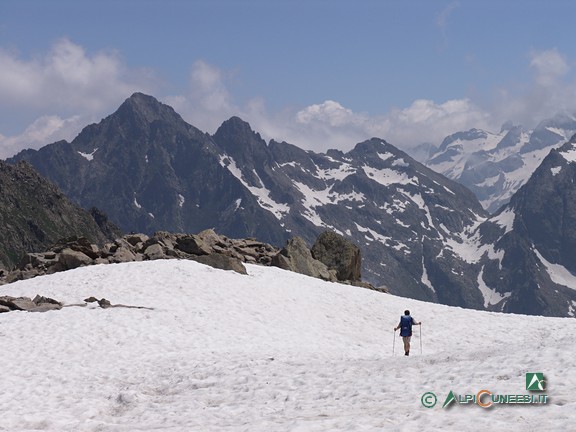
(393, 329, 396, 355)
(419, 325, 423, 355)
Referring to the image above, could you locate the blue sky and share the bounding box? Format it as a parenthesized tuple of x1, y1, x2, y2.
(1, 0, 576, 158)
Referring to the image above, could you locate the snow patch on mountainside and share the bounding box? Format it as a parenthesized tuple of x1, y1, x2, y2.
(362, 166, 418, 187)
(492, 208, 515, 234)
(558, 143, 576, 163)
(314, 158, 357, 181)
(78, 148, 98, 161)
(478, 266, 511, 308)
(220, 155, 290, 220)
(534, 247, 576, 291)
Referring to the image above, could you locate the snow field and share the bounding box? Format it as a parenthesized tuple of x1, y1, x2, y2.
(0, 260, 574, 431)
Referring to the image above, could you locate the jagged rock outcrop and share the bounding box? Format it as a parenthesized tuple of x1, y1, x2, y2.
(471, 137, 576, 316)
(2, 230, 271, 283)
(311, 231, 361, 281)
(272, 237, 336, 282)
(0, 230, 375, 292)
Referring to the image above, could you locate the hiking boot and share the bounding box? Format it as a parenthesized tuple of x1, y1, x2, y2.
(405, 351, 409, 356)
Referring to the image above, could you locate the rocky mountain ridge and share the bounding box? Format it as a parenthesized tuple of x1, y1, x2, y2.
(7, 92, 576, 317)
(0, 159, 119, 270)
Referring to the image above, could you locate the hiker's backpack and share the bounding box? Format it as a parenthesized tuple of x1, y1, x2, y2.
(400, 315, 413, 337)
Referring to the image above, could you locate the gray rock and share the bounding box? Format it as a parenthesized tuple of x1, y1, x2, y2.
(144, 243, 165, 260)
(59, 248, 93, 270)
(191, 254, 247, 275)
(311, 231, 362, 281)
(0, 296, 36, 311)
(31, 303, 62, 312)
(110, 246, 136, 263)
(124, 233, 149, 247)
(176, 235, 212, 255)
(32, 295, 61, 306)
(98, 298, 112, 308)
(272, 237, 334, 281)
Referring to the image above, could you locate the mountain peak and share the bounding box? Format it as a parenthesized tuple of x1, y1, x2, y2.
(216, 116, 259, 138)
(115, 92, 185, 126)
(213, 117, 266, 156)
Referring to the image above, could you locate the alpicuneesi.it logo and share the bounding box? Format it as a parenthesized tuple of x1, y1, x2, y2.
(421, 373, 549, 409)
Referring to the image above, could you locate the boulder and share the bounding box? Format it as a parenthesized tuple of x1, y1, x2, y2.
(311, 231, 361, 281)
(0, 296, 35, 311)
(59, 248, 93, 270)
(191, 254, 247, 275)
(50, 236, 100, 259)
(149, 231, 178, 250)
(32, 295, 62, 311)
(272, 237, 335, 281)
(197, 229, 227, 249)
(110, 246, 136, 263)
(175, 235, 212, 255)
(144, 243, 165, 260)
(124, 233, 149, 247)
(18, 252, 59, 270)
(0, 295, 61, 312)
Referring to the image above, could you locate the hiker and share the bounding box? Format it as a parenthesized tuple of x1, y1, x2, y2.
(394, 310, 421, 356)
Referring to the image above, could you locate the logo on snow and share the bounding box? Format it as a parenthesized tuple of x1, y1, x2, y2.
(442, 390, 457, 408)
(526, 373, 546, 391)
(421, 392, 437, 408)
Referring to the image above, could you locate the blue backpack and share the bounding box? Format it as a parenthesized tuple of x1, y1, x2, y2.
(400, 315, 413, 337)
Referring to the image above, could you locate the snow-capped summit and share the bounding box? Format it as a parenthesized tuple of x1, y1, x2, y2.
(425, 113, 576, 213)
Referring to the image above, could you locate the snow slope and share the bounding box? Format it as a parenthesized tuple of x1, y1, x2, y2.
(1, 260, 574, 431)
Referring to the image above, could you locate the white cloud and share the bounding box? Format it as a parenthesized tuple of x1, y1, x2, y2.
(0, 38, 157, 112)
(530, 48, 569, 87)
(164, 61, 495, 154)
(0, 115, 88, 159)
(296, 100, 361, 127)
(3, 42, 576, 162)
(0, 38, 159, 158)
(493, 48, 576, 128)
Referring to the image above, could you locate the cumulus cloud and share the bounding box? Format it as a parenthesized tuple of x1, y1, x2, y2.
(4, 42, 576, 162)
(296, 101, 361, 127)
(0, 38, 156, 112)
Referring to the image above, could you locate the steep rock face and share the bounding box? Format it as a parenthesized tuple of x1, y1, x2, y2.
(0, 160, 113, 269)
(460, 137, 576, 317)
(9, 93, 290, 247)
(311, 231, 361, 282)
